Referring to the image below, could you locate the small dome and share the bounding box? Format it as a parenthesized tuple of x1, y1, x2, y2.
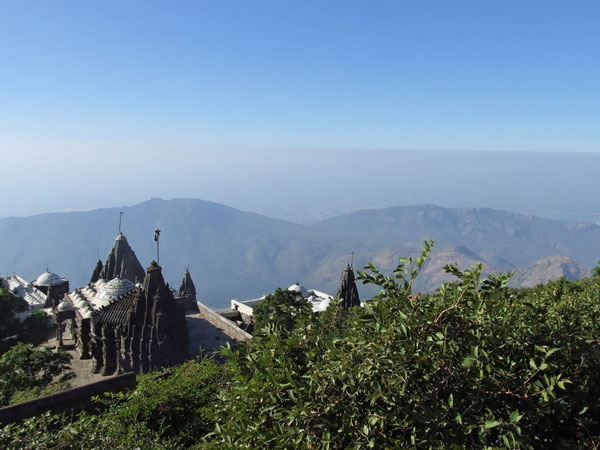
(82, 310, 93, 319)
(57, 301, 72, 311)
(35, 271, 64, 286)
(96, 277, 135, 303)
(288, 282, 308, 297)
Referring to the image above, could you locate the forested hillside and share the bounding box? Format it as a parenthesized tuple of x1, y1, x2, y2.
(1, 199, 600, 307)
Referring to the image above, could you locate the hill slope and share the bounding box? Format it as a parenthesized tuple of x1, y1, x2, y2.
(509, 255, 593, 288)
(1, 199, 599, 307)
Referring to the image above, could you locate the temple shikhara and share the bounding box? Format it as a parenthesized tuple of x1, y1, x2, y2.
(64, 232, 190, 375)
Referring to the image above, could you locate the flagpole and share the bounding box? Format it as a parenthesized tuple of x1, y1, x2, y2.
(154, 229, 161, 265)
(118, 211, 124, 234)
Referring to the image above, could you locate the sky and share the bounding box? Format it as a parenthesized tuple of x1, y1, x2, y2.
(1, 1, 599, 220)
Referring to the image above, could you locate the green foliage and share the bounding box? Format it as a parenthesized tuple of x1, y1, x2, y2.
(594, 258, 600, 278)
(0, 358, 226, 449)
(209, 241, 600, 448)
(3, 242, 600, 448)
(252, 287, 313, 333)
(0, 288, 55, 354)
(99, 358, 225, 446)
(20, 310, 55, 346)
(8, 380, 73, 406)
(0, 288, 29, 354)
(0, 343, 72, 406)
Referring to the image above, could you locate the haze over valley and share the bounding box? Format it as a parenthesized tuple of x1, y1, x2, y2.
(2, 198, 599, 308)
(3, 148, 600, 225)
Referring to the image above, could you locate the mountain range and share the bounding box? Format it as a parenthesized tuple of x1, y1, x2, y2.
(1, 198, 599, 307)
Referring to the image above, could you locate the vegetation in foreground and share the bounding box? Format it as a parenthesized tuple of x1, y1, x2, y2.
(2, 242, 600, 448)
(0, 288, 71, 406)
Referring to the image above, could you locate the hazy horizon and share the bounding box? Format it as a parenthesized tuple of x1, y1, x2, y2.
(3, 148, 600, 225)
(2, 2, 599, 223)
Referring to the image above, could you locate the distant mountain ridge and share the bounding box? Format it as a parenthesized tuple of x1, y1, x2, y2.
(1, 198, 599, 307)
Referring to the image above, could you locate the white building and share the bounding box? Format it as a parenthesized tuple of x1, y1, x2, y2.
(230, 282, 335, 319)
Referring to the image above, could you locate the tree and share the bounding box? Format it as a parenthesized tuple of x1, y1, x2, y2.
(20, 310, 55, 347)
(0, 343, 72, 406)
(594, 259, 600, 278)
(0, 288, 29, 354)
(0, 288, 54, 354)
(252, 287, 312, 333)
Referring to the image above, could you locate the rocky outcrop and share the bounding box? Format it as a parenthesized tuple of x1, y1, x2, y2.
(509, 256, 592, 288)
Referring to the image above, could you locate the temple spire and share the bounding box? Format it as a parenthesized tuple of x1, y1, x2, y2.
(337, 263, 360, 309)
(179, 267, 196, 297)
(100, 233, 145, 283)
(90, 257, 103, 284)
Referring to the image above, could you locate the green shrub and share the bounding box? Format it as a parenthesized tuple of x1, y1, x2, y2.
(253, 287, 313, 334)
(208, 242, 600, 448)
(0, 358, 226, 449)
(0, 343, 72, 406)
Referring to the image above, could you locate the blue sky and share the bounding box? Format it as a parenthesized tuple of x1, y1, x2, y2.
(1, 0, 599, 150)
(1, 1, 599, 218)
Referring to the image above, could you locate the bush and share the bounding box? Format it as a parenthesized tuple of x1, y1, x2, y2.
(252, 287, 313, 333)
(209, 242, 600, 448)
(0, 358, 226, 449)
(0, 288, 55, 355)
(0, 343, 72, 406)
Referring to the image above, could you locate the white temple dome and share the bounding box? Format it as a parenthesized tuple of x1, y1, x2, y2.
(288, 282, 308, 297)
(35, 271, 64, 286)
(96, 277, 135, 304)
(57, 301, 72, 311)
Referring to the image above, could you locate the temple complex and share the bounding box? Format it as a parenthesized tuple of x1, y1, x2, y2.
(0, 274, 49, 312)
(63, 232, 190, 375)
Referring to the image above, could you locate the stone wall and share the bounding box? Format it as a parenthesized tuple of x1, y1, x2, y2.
(196, 301, 252, 342)
(0, 372, 137, 425)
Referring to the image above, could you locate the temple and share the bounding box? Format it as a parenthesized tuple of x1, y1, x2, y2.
(176, 267, 198, 312)
(337, 264, 360, 309)
(64, 232, 190, 375)
(89, 261, 188, 375)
